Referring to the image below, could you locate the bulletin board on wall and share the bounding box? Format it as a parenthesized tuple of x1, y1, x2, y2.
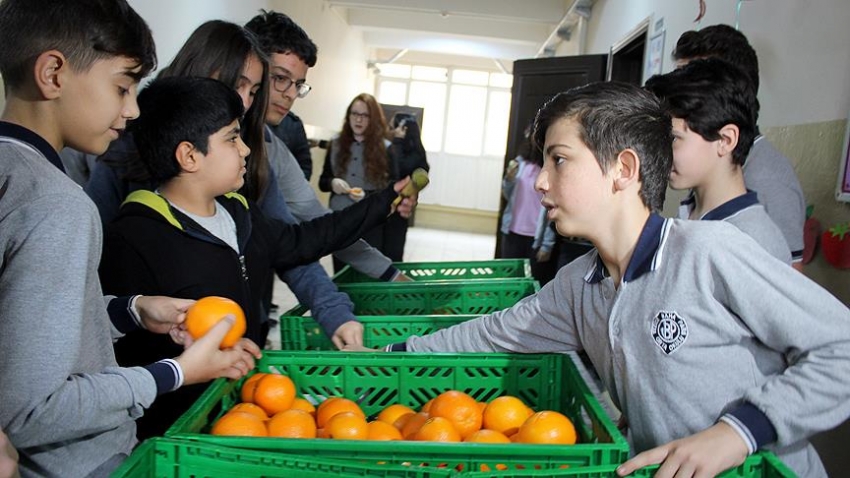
(837, 112, 850, 202)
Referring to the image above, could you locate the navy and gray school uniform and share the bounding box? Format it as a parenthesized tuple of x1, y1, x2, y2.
(678, 191, 791, 264)
(744, 137, 806, 263)
(401, 214, 850, 477)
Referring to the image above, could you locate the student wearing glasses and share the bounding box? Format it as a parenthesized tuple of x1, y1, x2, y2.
(319, 93, 395, 272)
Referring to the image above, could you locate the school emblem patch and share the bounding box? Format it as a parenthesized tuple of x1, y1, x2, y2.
(651, 311, 688, 355)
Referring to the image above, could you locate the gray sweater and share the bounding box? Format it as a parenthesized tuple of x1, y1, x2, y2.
(407, 216, 850, 477)
(0, 132, 156, 477)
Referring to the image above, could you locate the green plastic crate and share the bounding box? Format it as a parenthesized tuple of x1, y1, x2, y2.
(167, 351, 628, 473)
(285, 279, 539, 317)
(280, 314, 480, 351)
(333, 260, 532, 284)
(112, 437, 456, 477)
(458, 452, 796, 477)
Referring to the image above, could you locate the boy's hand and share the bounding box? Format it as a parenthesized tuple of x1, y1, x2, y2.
(175, 316, 263, 385)
(341, 343, 378, 352)
(391, 177, 416, 218)
(331, 320, 365, 350)
(616, 422, 748, 478)
(136, 295, 194, 334)
(392, 273, 414, 282)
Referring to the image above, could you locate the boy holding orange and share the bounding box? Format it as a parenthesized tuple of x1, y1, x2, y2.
(362, 82, 850, 477)
(0, 1, 261, 475)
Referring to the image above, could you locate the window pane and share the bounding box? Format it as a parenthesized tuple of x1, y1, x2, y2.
(444, 85, 487, 156)
(489, 73, 513, 88)
(412, 66, 447, 82)
(377, 81, 407, 106)
(408, 81, 446, 152)
(377, 63, 410, 78)
(484, 91, 512, 157)
(452, 69, 489, 86)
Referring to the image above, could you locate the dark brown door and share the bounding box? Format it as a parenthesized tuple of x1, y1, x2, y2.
(495, 54, 608, 257)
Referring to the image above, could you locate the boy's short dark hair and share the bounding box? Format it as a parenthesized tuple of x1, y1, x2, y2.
(645, 58, 759, 167)
(532, 82, 673, 212)
(245, 10, 318, 67)
(672, 24, 759, 92)
(0, 0, 156, 90)
(131, 77, 244, 184)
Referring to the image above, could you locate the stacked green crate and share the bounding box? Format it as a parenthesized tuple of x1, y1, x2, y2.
(332, 259, 532, 283)
(166, 351, 628, 473)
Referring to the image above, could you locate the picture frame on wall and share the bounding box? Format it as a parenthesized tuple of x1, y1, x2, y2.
(837, 111, 850, 202)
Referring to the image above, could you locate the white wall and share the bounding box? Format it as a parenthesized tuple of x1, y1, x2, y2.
(585, 0, 850, 128)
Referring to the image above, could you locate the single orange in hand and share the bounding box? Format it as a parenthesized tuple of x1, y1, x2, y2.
(253, 374, 296, 415)
(210, 411, 268, 437)
(482, 396, 533, 436)
(514, 411, 577, 445)
(185, 296, 246, 348)
(413, 417, 461, 442)
(229, 402, 269, 420)
(325, 411, 369, 440)
(366, 420, 403, 440)
(316, 397, 365, 428)
(428, 390, 482, 439)
(377, 404, 416, 426)
(289, 397, 317, 416)
(464, 429, 511, 443)
(267, 409, 317, 438)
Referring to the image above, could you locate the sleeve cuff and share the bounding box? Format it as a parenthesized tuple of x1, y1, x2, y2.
(791, 249, 804, 263)
(720, 402, 777, 453)
(143, 359, 184, 395)
(383, 342, 407, 352)
(108, 295, 143, 334)
(381, 266, 401, 282)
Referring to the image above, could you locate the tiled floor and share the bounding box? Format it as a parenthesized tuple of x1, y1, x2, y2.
(267, 227, 496, 349)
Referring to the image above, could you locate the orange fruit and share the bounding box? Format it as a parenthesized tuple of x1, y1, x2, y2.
(514, 411, 577, 445)
(229, 402, 269, 420)
(267, 409, 317, 438)
(317, 427, 330, 439)
(325, 411, 369, 440)
(253, 374, 296, 415)
(399, 412, 430, 439)
(428, 391, 482, 439)
(316, 397, 365, 428)
(482, 396, 533, 436)
(413, 417, 461, 442)
(185, 296, 246, 348)
(391, 412, 417, 431)
(240, 373, 267, 403)
(377, 404, 416, 426)
(210, 411, 268, 437)
(366, 420, 403, 440)
(289, 397, 317, 416)
(420, 399, 435, 414)
(464, 429, 511, 443)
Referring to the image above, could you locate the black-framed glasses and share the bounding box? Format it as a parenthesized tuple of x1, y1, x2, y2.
(270, 74, 312, 98)
(349, 112, 370, 120)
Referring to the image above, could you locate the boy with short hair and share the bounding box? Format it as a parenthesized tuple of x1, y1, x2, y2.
(98, 75, 404, 437)
(363, 82, 850, 477)
(0, 1, 261, 476)
(672, 24, 806, 270)
(645, 58, 791, 263)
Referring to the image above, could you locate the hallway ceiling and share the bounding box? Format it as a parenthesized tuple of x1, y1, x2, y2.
(326, 0, 590, 65)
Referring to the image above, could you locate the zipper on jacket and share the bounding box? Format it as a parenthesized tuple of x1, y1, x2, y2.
(239, 255, 249, 281)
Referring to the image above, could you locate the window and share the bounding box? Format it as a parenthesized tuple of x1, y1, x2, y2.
(376, 64, 512, 157)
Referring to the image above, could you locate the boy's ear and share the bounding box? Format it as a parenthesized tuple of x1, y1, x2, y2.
(613, 148, 640, 192)
(174, 141, 201, 172)
(33, 50, 68, 99)
(717, 124, 740, 158)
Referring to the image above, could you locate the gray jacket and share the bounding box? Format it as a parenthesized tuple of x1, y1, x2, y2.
(407, 216, 849, 477)
(0, 132, 156, 477)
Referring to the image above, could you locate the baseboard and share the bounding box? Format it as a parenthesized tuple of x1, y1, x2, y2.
(412, 204, 498, 235)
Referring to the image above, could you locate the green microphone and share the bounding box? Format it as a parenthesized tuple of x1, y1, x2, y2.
(393, 168, 430, 207)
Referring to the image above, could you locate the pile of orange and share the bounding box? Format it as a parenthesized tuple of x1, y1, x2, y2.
(211, 380, 578, 447)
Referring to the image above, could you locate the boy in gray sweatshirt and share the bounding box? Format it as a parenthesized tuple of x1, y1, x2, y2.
(363, 82, 850, 477)
(0, 1, 261, 476)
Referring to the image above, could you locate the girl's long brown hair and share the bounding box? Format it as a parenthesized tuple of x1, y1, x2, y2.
(336, 93, 390, 187)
